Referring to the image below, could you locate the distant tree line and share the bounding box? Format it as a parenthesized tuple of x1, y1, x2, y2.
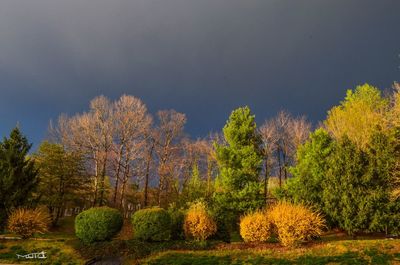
(0, 82, 399, 238)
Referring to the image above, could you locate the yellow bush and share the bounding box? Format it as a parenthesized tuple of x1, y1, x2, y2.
(184, 202, 217, 241)
(240, 210, 272, 242)
(7, 208, 51, 239)
(269, 201, 325, 247)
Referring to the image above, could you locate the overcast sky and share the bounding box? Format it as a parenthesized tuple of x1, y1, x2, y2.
(0, 0, 399, 147)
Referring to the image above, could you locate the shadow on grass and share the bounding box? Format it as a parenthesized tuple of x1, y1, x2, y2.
(69, 239, 219, 261)
(142, 248, 398, 265)
(319, 230, 396, 243)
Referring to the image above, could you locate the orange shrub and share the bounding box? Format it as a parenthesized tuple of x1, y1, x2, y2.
(269, 201, 325, 247)
(240, 210, 272, 242)
(184, 202, 217, 241)
(7, 208, 51, 239)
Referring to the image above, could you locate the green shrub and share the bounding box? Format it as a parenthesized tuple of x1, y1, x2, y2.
(167, 206, 185, 240)
(131, 207, 171, 241)
(208, 205, 231, 243)
(0, 211, 7, 232)
(75, 207, 123, 244)
(209, 218, 231, 243)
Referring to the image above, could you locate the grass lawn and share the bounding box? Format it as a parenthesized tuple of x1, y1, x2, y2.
(137, 239, 400, 265)
(0, 239, 85, 264)
(0, 217, 83, 264)
(1, 217, 400, 265)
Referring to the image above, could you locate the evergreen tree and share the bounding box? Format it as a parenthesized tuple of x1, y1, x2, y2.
(180, 162, 207, 205)
(322, 131, 398, 235)
(0, 127, 38, 229)
(287, 128, 334, 210)
(286, 85, 400, 235)
(34, 141, 87, 226)
(213, 106, 264, 231)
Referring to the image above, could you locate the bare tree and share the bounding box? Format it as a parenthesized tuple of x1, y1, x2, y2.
(142, 134, 155, 207)
(288, 115, 312, 160)
(261, 111, 311, 188)
(153, 110, 186, 207)
(259, 119, 278, 201)
(111, 95, 152, 207)
(179, 139, 213, 193)
(85, 96, 114, 206)
(274, 111, 291, 186)
(51, 96, 114, 206)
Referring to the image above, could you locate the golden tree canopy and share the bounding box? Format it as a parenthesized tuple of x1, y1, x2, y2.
(325, 83, 389, 149)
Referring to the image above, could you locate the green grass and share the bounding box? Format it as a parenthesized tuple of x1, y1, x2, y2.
(73, 238, 218, 262)
(35, 216, 77, 240)
(141, 251, 389, 265)
(0, 217, 84, 264)
(0, 239, 85, 264)
(2, 216, 400, 265)
(138, 239, 400, 265)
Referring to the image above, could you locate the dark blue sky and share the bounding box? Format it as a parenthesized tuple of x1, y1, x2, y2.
(0, 0, 399, 147)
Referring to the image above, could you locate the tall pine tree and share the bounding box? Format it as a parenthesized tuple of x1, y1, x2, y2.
(0, 127, 38, 229)
(213, 106, 264, 232)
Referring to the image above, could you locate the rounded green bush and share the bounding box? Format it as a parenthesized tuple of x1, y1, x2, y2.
(167, 207, 185, 240)
(75, 207, 123, 244)
(131, 207, 171, 241)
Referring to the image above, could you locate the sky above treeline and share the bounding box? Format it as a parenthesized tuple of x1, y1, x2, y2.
(0, 0, 399, 147)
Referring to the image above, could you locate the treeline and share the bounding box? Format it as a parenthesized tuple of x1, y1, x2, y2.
(283, 83, 400, 235)
(38, 94, 312, 224)
(0, 83, 399, 238)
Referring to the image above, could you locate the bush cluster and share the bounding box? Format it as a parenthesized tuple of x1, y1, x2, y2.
(239, 202, 325, 247)
(240, 210, 272, 242)
(269, 202, 325, 247)
(7, 208, 51, 239)
(184, 202, 217, 241)
(131, 207, 171, 241)
(75, 207, 123, 244)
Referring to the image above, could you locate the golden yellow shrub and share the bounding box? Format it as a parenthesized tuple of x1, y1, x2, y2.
(240, 210, 272, 242)
(269, 201, 325, 247)
(184, 202, 217, 241)
(7, 208, 51, 239)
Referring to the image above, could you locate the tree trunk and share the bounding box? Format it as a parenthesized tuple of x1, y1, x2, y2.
(282, 150, 288, 182)
(119, 161, 130, 209)
(113, 145, 124, 205)
(157, 176, 163, 206)
(93, 156, 99, 207)
(157, 141, 170, 206)
(144, 141, 154, 207)
(98, 157, 107, 206)
(54, 206, 62, 227)
(264, 156, 269, 205)
(277, 146, 282, 187)
(207, 159, 212, 199)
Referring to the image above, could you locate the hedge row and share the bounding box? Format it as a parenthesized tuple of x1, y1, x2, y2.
(75, 203, 219, 244)
(75, 202, 324, 247)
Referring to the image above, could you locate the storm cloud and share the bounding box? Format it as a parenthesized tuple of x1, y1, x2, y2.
(0, 0, 399, 145)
